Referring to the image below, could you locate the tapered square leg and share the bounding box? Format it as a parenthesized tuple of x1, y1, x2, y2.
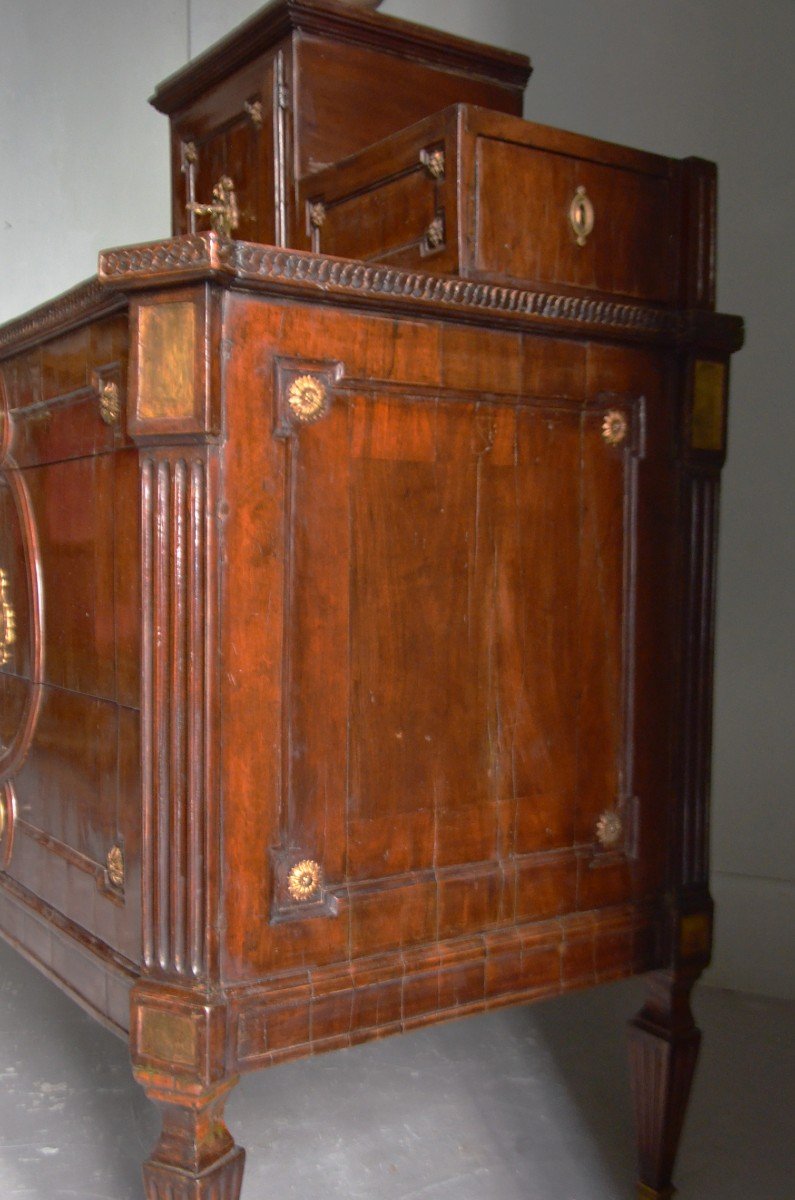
(629, 971, 702, 1200)
(140, 1077, 245, 1200)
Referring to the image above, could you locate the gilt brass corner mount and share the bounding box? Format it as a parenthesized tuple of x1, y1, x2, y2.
(106, 844, 125, 889)
(420, 147, 446, 180)
(244, 99, 264, 128)
(424, 215, 445, 252)
(98, 381, 121, 426)
(309, 201, 327, 229)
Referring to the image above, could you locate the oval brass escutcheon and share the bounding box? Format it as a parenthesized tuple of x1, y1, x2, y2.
(569, 185, 595, 247)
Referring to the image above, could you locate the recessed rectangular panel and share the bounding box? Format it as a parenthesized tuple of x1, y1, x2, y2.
(278, 385, 633, 955)
(137, 302, 197, 422)
(474, 136, 674, 302)
(691, 360, 726, 452)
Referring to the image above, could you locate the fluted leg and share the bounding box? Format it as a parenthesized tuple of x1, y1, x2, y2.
(140, 1076, 245, 1200)
(628, 970, 702, 1200)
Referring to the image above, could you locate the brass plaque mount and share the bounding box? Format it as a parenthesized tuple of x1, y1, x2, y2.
(691, 360, 727, 452)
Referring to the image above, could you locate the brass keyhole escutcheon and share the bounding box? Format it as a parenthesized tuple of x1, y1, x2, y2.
(287, 859, 321, 902)
(569, 185, 595, 247)
(0, 568, 16, 667)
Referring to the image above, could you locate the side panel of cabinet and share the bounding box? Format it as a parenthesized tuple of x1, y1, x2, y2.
(218, 295, 677, 986)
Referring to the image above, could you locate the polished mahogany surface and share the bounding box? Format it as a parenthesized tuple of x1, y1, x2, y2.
(0, 4, 741, 1198)
(151, 0, 530, 247)
(296, 104, 716, 307)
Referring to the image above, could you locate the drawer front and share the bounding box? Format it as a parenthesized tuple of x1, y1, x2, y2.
(304, 159, 445, 266)
(298, 118, 458, 272)
(472, 135, 677, 302)
(296, 109, 680, 304)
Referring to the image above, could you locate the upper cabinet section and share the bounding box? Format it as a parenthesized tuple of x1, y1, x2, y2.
(150, 0, 530, 248)
(295, 105, 718, 309)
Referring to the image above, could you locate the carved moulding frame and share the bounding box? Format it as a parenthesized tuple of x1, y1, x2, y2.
(0, 378, 45, 836)
(270, 356, 345, 923)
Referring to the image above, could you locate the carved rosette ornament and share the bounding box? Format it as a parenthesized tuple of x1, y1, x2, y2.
(287, 375, 328, 423)
(596, 809, 624, 850)
(601, 409, 628, 446)
(287, 859, 322, 902)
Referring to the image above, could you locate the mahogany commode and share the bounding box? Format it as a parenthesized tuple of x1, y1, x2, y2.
(0, 3, 742, 1199)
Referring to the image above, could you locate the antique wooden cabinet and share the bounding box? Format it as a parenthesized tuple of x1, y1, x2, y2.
(151, 0, 530, 247)
(0, 3, 742, 1200)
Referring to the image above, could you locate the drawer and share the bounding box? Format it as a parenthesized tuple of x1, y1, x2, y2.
(297, 104, 688, 305)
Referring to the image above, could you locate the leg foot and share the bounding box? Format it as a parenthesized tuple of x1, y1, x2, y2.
(629, 971, 701, 1200)
(141, 1077, 245, 1200)
(637, 1184, 676, 1200)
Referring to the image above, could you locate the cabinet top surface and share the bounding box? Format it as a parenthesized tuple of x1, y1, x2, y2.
(150, 0, 531, 115)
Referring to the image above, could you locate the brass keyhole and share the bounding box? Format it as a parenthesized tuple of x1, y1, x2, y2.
(569, 186, 595, 246)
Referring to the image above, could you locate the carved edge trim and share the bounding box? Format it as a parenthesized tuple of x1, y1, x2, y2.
(0, 378, 46, 791)
(149, 2, 530, 118)
(95, 235, 744, 349)
(0, 278, 126, 361)
(230, 902, 660, 1071)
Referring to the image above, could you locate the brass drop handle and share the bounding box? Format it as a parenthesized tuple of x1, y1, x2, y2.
(569, 185, 595, 246)
(186, 175, 240, 238)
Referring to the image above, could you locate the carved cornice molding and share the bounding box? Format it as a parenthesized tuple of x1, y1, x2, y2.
(0, 279, 126, 361)
(0, 236, 743, 361)
(149, 0, 530, 117)
(97, 234, 744, 350)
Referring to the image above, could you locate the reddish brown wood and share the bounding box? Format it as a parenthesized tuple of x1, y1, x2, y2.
(151, 0, 530, 247)
(297, 104, 688, 303)
(629, 970, 703, 1199)
(0, 8, 743, 1194)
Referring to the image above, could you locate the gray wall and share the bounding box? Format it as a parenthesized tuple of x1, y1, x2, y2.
(1, 1, 792, 997)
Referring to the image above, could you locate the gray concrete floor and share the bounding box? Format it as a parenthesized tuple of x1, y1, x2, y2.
(0, 939, 792, 1199)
